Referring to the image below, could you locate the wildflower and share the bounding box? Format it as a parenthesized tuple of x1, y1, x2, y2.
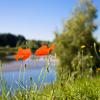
(96, 68, 100, 71)
(22, 48, 32, 60)
(81, 45, 86, 49)
(35, 44, 55, 56)
(14, 47, 32, 61)
(14, 47, 23, 61)
(35, 45, 50, 56)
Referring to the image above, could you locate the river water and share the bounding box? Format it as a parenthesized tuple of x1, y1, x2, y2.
(0, 55, 56, 93)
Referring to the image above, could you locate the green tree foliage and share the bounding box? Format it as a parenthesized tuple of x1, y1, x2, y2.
(0, 33, 50, 49)
(55, 0, 98, 78)
(0, 33, 26, 47)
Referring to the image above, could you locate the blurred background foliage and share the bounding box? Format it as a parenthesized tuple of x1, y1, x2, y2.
(54, 0, 100, 78)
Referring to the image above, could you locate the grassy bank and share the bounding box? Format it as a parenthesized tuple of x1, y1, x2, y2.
(0, 76, 99, 100)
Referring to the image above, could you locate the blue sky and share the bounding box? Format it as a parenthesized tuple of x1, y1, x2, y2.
(0, 0, 100, 41)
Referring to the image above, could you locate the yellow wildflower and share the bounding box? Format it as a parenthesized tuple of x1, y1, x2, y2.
(81, 45, 86, 49)
(96, 68, 100, 71)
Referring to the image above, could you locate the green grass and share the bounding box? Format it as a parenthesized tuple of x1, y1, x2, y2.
(41, 76, 100, 100)
(0, 76, 99, 100)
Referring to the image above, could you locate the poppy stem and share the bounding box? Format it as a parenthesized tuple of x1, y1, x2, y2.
(18, 60, 23, 89)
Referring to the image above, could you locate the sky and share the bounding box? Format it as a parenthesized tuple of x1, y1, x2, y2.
(0, 0, 100, 41)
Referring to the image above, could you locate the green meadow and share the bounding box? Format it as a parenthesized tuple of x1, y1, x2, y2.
(1, 77, 100, 100)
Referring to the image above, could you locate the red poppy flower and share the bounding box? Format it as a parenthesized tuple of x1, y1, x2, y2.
(14, 47, 32, 61)
(22, 48, 32, 60)
(35, 45, 50, 56)
(35, 44, 55, 56)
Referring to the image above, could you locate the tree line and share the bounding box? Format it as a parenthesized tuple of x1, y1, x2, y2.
(0, 33, 50, 50)
(0, 33, 26, 47)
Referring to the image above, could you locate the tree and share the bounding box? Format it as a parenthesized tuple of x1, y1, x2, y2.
(0, 33, 26, 47)
(55, 0, 98, 78)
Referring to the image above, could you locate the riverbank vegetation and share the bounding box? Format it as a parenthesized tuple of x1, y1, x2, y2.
(0, 0, 100, 100)
(0, 33, 50, 60)
(0, 74, 100, 100)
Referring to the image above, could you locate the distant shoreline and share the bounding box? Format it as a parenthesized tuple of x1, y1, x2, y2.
(0, 59, 57, 72)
